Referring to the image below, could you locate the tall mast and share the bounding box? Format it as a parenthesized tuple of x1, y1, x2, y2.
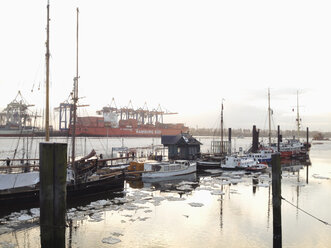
(71, 8, 79, 174)
(220, 99, 224, 154)
(296, 90, 300, 140)
(268, 88, 271, 146)
(45, 1, 50, 141)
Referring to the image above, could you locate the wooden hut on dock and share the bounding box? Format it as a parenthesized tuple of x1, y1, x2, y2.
(161, 133, 202, 160)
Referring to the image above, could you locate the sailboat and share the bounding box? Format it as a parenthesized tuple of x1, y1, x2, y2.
(0, 4, 124, 208)
(260, 89, 309, 159)
(197, 100, 226, 170)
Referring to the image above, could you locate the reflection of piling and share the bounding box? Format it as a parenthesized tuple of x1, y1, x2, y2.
(40, 143, 67, 248)
(272, 153, 282, 248)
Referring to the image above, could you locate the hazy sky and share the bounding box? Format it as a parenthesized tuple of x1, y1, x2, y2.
(1, 1, 331, 131)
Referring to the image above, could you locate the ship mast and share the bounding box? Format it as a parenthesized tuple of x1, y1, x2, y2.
(71, 8, 79, 177)
(45, 1, 50, 141)
(296, 90, 301, 140)
(220, 99, 224, 154)
(268, 88, 271, 146)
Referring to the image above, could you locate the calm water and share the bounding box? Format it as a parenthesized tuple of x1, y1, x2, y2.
(0, 137, 330, 248)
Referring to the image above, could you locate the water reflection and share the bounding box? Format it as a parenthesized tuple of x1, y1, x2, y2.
(1, 142, 331, 248)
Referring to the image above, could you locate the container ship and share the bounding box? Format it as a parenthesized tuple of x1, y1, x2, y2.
(67, 104, 189, 137)
(0, 94, 188, 137)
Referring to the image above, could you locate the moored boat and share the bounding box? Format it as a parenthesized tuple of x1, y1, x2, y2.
(221, 155, 259, 170)
(142, 160, 196, 179)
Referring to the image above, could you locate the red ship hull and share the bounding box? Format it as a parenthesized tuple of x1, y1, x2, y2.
(71, 126, 187, 137)
(69, 116, 189, 137)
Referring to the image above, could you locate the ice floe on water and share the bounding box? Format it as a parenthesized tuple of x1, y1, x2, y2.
(188, 202, 204, 207)
(0, 241, 16, 248)
(257, 183, 269, 187)
(0, 227, 14, 235)
(165, 196, 186, 201)
(312, 174, 330, 180)
(138, 217, 150, 221)
(111, 232, 123, 237)
(88, 212, 104, 222)
(102, 236, 121, 245)
(211, 190, 225, 195)
(17, 214, 33, 222)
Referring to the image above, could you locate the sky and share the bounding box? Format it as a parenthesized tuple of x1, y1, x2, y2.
(0, 0, 331, 132)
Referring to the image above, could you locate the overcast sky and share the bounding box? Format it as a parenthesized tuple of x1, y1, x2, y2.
(1, 0, 331, 131)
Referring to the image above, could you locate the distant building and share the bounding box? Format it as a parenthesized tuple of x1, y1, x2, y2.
(161, 133, 202, 160)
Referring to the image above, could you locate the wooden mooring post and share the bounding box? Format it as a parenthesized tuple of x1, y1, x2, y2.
(40, 143, 67, 248)
(272, 153, 282, 248)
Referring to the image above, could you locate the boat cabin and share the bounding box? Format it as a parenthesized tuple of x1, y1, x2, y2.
(161, 133, 202, 160)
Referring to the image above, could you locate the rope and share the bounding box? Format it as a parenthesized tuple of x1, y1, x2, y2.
(281, 196, 331, 226)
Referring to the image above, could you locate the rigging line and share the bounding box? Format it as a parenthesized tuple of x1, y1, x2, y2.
(281, 196, 331, 226)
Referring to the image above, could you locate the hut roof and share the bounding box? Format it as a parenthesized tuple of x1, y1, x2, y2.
(161, 133, 202, 146)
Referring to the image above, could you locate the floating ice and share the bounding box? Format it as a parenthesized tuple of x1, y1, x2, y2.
(111, 232, 123, 237)
(122, 203, 139, 211)
(138, 217, 149, 221)
(91, 200, 109, 207)
(122, 214, 133, 218)
(257, 183, 269, 187)
(30, 208, 40, 217)
(230, 178, 242, 184)
(211, 190, 225, 195)
(165, 196, 185, 201)
(188, 202, 204, 207)
(0, 227, 14, 235)
(195, 186, 213, 191)
(89, 212, 103, 222)
(68, 208, 77, 213)
(0, 241, 16, 248)
(102, 236, 121, 244)
(312, 174, 330, 180)
(17, 214, 33, 222)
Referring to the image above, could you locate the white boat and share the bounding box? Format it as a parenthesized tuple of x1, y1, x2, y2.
(246, 150, 273, 163)
(221, 155, 259, 170)
(142, 160, 196, 179)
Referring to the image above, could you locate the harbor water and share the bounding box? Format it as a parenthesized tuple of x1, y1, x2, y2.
(0, 137, 330, 247)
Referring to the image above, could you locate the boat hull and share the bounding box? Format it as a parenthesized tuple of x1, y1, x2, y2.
(142, 163, 197, 179)
(0, 172, 124, 210)
(197, 161, 221, 170)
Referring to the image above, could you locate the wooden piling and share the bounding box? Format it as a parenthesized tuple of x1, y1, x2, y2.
(272, 153, 282, 248)
(277, 125, 280, 152)
(40, 143, 67, 248)
(252, 125, 259, 153)
(228, 128, 232, 155)
(306, 127, 309, 152)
